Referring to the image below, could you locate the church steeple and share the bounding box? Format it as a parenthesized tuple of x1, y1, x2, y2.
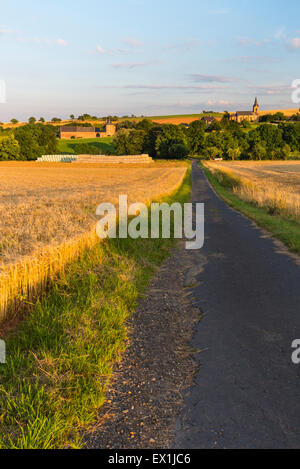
(253, 97, 259, 114)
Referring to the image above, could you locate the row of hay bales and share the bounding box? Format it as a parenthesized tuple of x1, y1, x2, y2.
(37, 154, 153, 164)
(36, 155, 77, 162)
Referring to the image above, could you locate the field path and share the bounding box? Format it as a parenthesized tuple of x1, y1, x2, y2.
(174, 162, 300, 449)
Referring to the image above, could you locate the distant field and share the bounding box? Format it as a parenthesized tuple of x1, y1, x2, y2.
(2, 112, 223, 129)
(152, 114, 221, 125)
(2, 108, 300, 130)
(259, 108, 300, 117)
(150, 112, 222, 125)
(0, 161, 187, 319)
(58, 136, 114, 154)
(204, 160, 300, 222)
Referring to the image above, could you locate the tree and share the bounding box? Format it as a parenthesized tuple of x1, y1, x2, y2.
(117, 120, 136, 131)
(227, 146, 241, 160)
(0, 135, 21, 160)
(205, 132, 225, 157)
(39, 117, 45, 123)
(187, 120, 206, 155)
(248, 125, 283, 155)
(114, 129, 146, 155)
(154, 125, 189, 159)
(28, 117, 36, 124)
(168, 143, 189, 159)
(11, 118, 19, 125)
(260, 112, 285, 123)
(70, 114, 75, 120)
(241, 119, 251, 129)
(280, 123, 300, 152)
(251, 142, 267, 160)
(222, 111, 231, 124)
(78, 113, 92, 121)
(281, 143, 291, 160)
(208, 121, 222, 132)
(207, 146, 222, 160)
(36, 124, 58, 154)
(143, 126, 163, 158)
(14, 124, 57, 160)
(51, 117, 62, 123)
(136, 118, 153, 132)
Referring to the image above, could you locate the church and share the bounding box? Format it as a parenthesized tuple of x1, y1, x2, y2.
(230, 98, 260, 123)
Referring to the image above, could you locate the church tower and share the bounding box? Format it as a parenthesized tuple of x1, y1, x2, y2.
(253, 97, 259, 115)
(104, 118, 116, 137)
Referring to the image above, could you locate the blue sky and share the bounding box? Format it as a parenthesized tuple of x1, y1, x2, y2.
(0, 0, 300, 120)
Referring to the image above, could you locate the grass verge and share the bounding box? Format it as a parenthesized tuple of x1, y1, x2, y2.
(0, 167, 191, 449)
(201, 162, 300, 255)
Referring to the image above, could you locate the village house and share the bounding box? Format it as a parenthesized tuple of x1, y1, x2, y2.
(201, 116, 217, 127)
(59, 119, 116, 140)
(230, 98, 260, 123)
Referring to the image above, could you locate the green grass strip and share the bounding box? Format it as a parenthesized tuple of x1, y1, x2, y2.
(0, 167, 191, 449)
(201, 162, 300, 255)
(57, 136, 115, 155)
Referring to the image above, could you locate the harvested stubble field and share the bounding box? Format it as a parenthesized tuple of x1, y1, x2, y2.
(0, 161, 187, 321)
(204, 160, 300, 223)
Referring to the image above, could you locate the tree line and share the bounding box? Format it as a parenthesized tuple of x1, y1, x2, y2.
(1, 114, 300, 161)
(113, 116, 300, 160)
(0, 124, 57, 161)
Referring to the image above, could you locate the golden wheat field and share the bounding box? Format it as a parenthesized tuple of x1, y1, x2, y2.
(0, 161, 187, 320)
(205, 160, 300, 222)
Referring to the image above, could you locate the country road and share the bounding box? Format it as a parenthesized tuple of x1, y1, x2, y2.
(174, 162, 300, 449)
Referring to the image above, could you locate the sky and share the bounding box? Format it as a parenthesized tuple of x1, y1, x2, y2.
(0, 0, 300, 121)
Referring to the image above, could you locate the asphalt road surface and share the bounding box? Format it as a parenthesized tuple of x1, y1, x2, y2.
(174, 162, 300, 449)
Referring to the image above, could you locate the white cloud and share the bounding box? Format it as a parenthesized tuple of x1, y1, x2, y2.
(95, 45, 129, 54)
(101, 83, 224, 91)
(110, 60, 160, 69)
(237, 37, 262, 47)
(0, 28, 13, 35)
(206, 99, 230, 106)
(248, 84, 291, 95)
(55, 38, 68, 47)
(227, 56, 281, 64)
(275, 27, 287, 40)
(122, 38, 144, 47)
(189, 74, 237, 83)
(286, 37, 300, 50)
(1, 29, 69, 47)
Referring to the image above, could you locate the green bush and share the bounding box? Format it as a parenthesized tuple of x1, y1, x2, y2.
(168, 143, 189, 159)
(0, 134, 21, 160)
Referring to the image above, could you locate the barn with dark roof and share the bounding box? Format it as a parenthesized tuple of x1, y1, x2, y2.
(59, 119, 116, 139)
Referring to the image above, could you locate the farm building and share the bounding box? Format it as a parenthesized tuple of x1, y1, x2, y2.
(59, 119, 116, 139)
(230, 97, 260, 123)
(201, 116, 217, 127)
